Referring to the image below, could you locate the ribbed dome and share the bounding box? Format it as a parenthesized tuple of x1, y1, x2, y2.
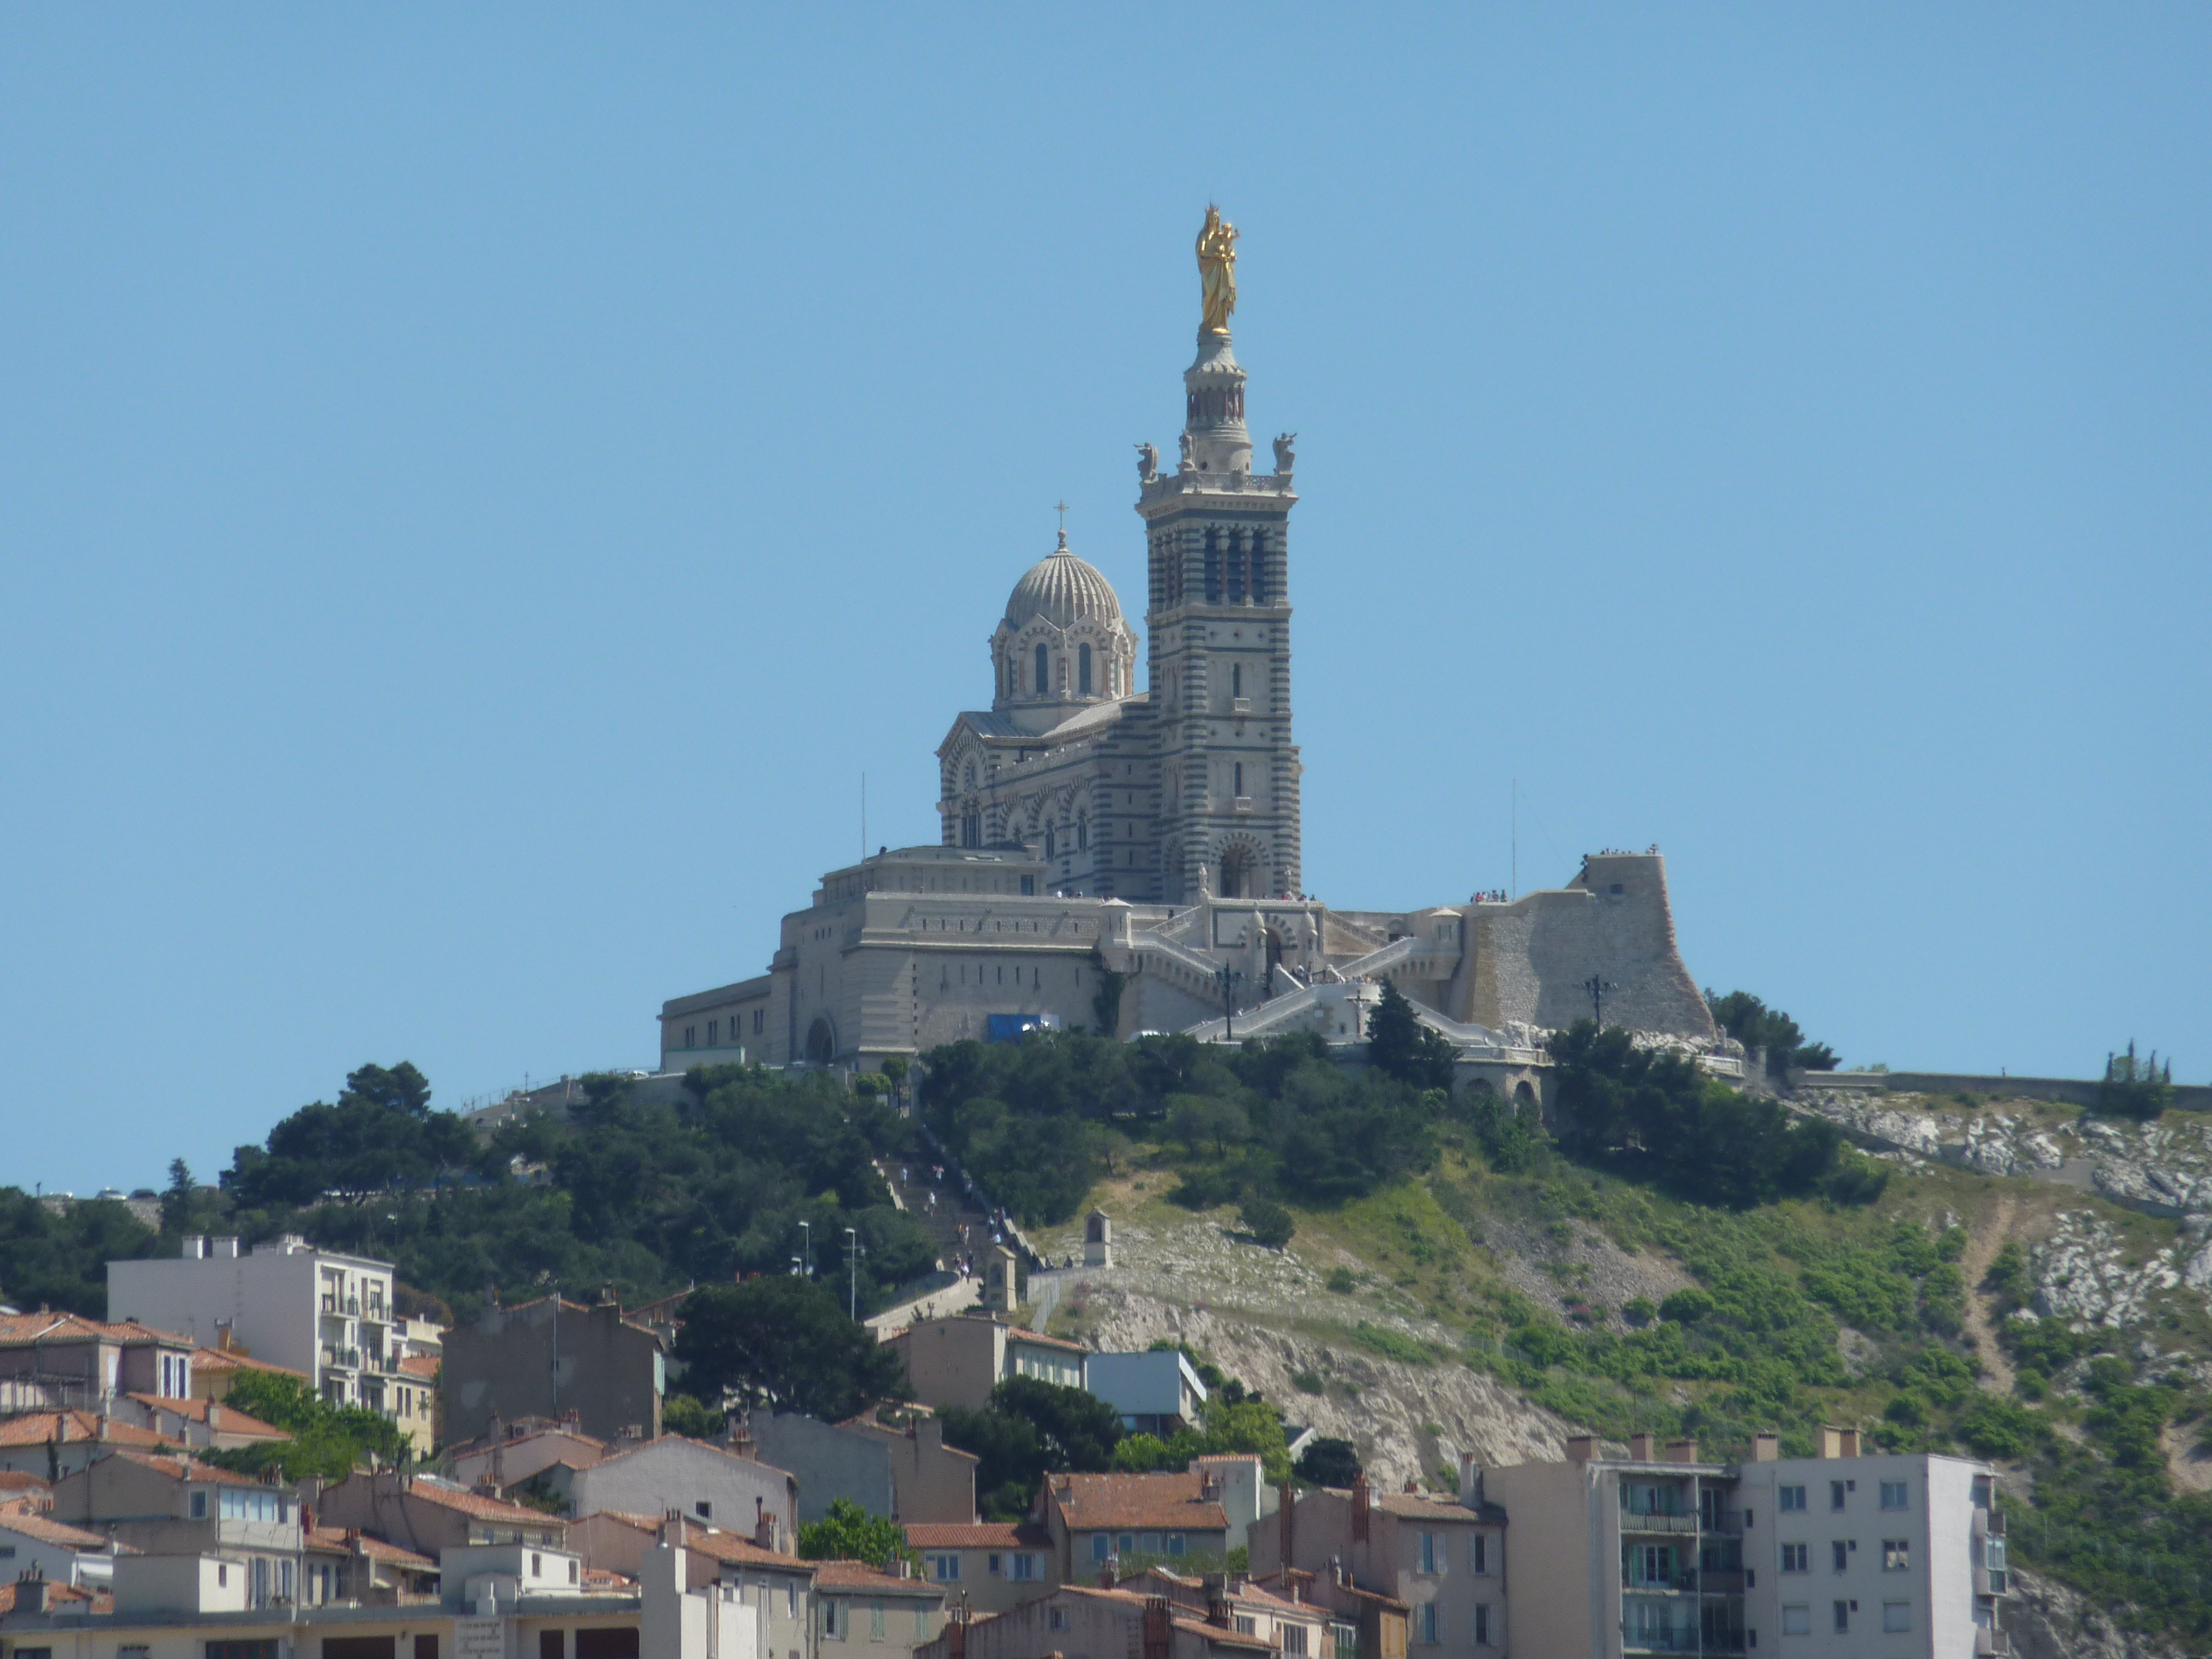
(1003, 534, 1125, 629)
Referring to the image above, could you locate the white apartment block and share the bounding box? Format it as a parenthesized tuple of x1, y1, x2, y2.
(109, 1235, 415, 1419)
(1475, 1429, 2008, 1658)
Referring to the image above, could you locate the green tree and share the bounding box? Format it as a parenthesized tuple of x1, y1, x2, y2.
(1239, 1196, 1295, 1249)
(798, 1497, 918, 1570)
(1366, 982, 1456, 1090)
(2095, 1042, 2173, 1121)
(940, 1378, 1124, 1520)
(0, 1189, 158, 1317)
(204, 1369, 410, 1482)
(1703, 990, 1837, 1074)
(225, 1062, 476, 1207)
(1295, 1437, 1361, 1487)
(674, 1277, 905, 1421)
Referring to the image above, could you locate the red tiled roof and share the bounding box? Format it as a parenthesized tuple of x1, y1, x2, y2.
(811, 1560, 947, 1596)
(1048, 1472, 1230, 1532)
(1372, 1492, 1484, 1520)
(0, 1413, 181, 1450)
(124, 1395, 287, 1439)
(0, 1312, 187, 1348)
(191, 1347, 310, 1380)
(1007, 1327, 1089, 1355)
(303, 1527, 438, 1570)
(0, 1500, 119, 1551)
(589, 1511, 811, 1570)
(398, 1354, 440, 1379)
(0, 1580, 108, 1614)
(903, 1522, 1050, 1549)
(399, 1477, 566, 1526)
(91, 1449, 270, 1487)
(0, 1472, 53, 1499)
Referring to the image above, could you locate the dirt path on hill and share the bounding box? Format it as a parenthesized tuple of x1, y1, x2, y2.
(1960, 1195, 2017, 1395)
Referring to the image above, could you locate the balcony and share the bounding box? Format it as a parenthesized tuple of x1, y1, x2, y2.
(1619, 1512, 1698, 1535)
(322, 1347, 362, 1372)
(1620, 1626, 1743, 1655)
(1974, 1630, 2011, 1656)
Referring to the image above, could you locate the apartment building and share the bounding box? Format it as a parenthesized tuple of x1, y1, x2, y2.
(0, 1311, 196, 1413)
(1249, 1476, 1505, 1658)
(1086, 1350, 1207, 1437)
(886, 1314, 1088, 1412)
(747, 1406, 980, 1525)
(107, 1236, 428, 1435)
(50, 1450, 306, 1610)
(1475, 1430, 2008, 1658)
(1040, 1470, 1233, 1583)
(441, 1294, 666, 1446)
(904, 1521, 1057, 1615)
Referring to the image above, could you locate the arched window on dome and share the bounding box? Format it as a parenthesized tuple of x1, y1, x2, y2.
(1034, 642, 1048, 696)
(1078, 643, 1092, 695)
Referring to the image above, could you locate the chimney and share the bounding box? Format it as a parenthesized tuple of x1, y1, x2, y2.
(1401, 1478, 1419, 1495)
(1838, 1427, 1860, 1458)
(754, 1496, 776, 1551)
(18, 1577, 50, 1615)
(1752, 1433, 1779, 1462)
(1565, 1435, 1598, 1464)
(1457, 1455, 1481, 1509)
(1628, 1433, 1655, 1462)
(1204, 1574, 1231, 1627)
(207, 1403, 222, 1432)
(1819, 1426, 1845, 1460)
(1664, 1439, 1698, 1466)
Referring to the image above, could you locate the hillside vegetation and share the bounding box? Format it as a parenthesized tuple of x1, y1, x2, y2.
(3, 1012, 2208, 1644)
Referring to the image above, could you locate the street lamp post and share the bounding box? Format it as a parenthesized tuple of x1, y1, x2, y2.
(1216, 963, 1246, 1042)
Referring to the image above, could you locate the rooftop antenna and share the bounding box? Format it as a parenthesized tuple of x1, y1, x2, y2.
(861, 773, 867, 865)
(1511, 779, 1518, 899)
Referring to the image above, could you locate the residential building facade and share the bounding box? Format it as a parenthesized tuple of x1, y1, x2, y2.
(0, 1312, 196, 1415)
(904, 1522, 1057, 1616)
(1250, 1477, 1504, 1659)
(746, 1408, 979, 1526)
(1086, 1351, 1207, 1438)
(886, 1315, 1087, 1414)
(50, 1451, 305, 1610)
(555, 1435, 798, 1549)
(107, 1236, 426, 1435)
(1039, 1471, 1232, 1584)
(441, 1295, 666, 1447)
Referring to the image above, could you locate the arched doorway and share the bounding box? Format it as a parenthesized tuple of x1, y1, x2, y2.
(1264, 928, 1286, 982)
(1219, 843, 1256, 899)
(805, 1017, 836, 1065)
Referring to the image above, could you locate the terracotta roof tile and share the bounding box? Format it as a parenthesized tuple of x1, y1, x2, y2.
(93, 1449, 270, 1487)
(124, 1395, 287, 1439)
(401, 1477, 566, 1526)
(0, 1413, 181, 1451)
(303, 1527, 438, 1570)
(0, 1580, 107, 1614)
(0, 1312, 186, 1348)
(190, 1347, 310, 1381)
(398, 1354, 440, 1379)
(811, 1560, 947, 1596)
(1371, 1493, 1484, 1520)
(0, 1500, 119, 1551)
(1048, 1472, 1230, 1532)
(903, 1522, 1050, 1550)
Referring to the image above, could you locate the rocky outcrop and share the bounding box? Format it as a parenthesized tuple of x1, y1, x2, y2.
(2005, 1566, 2194, 1659)
(2024, 1212, 2180, 1328)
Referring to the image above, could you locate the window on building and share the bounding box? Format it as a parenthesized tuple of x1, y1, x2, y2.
(1091, 1535, 1111, 1563)
(1832, 1600, 1851, 1633)
(683, 1025, 695, 1048)
(122, 1645, 152, 1659)
(1234, 1617, 1256, 1637)
(1167, 1535, 1185, 1557)
(1830, 1481, 1847, 1512)
(1079, 643, 1093, 695)
(1883, 1601, 1911, 1633)
(1832, 1540, 1849, 1572)
(1233, 762, 1244, 797)
(1332, 1626, 1357, 1659)
(869, 1601, 885, 1641)
(204, 1645, 278, 1659)
(1780, 1606, 1810, 1636)
(1049, 1609, 1068, 1632)
(219, 1489, 286, 1523)
(1283, 1624, 1309, 1656)
(1417, 1604, 1437, 1644)
(1078, 816, 1088, 851)
(706, 1020, 718, 1045)
(191, 1490, 209, 1519)
(1473, 1605, 1489, 1647)
(1227, 530, 1247, 603)
(1880, 1481, 1908, 1510)
(1045, 826, 1055, 858)
(788, 1583, 799, 1617)
(754, 1008, 764, 1033)
(1780, 1544, 1807, 1573)
(1778, 1486, 1806, 1512)
(928, 1555, 959, 1582)
(1010, 1553, 1037, 1581)
(1251, 531, 1270, 603)
(1232, 663, 1242, 699)
(1116, 1533, 1134, 1555)
(1204, 528, 1222, 603)
(1470, 1534, 1487, 1575)
(1419, 1532, 1436, 1574)
(1035, 643, 1048, 694)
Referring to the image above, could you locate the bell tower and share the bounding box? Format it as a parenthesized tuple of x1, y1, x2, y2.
(1134, 209, 1302, 904)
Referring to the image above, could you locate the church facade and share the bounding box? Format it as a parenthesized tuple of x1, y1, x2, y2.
(660, 220, 1720, 1081)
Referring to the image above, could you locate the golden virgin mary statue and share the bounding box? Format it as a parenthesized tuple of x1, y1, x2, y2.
(1196, 205, 1238, 335)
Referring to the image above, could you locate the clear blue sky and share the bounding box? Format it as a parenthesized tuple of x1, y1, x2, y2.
(4, 8, 2206, 1196)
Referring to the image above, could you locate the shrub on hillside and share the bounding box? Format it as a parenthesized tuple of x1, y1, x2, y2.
(1240, 1196, 1296, 1248)
(2094, 1042, 2173, 1121)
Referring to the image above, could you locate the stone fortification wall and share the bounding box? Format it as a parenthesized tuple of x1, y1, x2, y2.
(1456, 853, 1712, 1040)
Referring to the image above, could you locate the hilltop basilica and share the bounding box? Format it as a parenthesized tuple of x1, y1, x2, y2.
(659, 215, 1720, 1087)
